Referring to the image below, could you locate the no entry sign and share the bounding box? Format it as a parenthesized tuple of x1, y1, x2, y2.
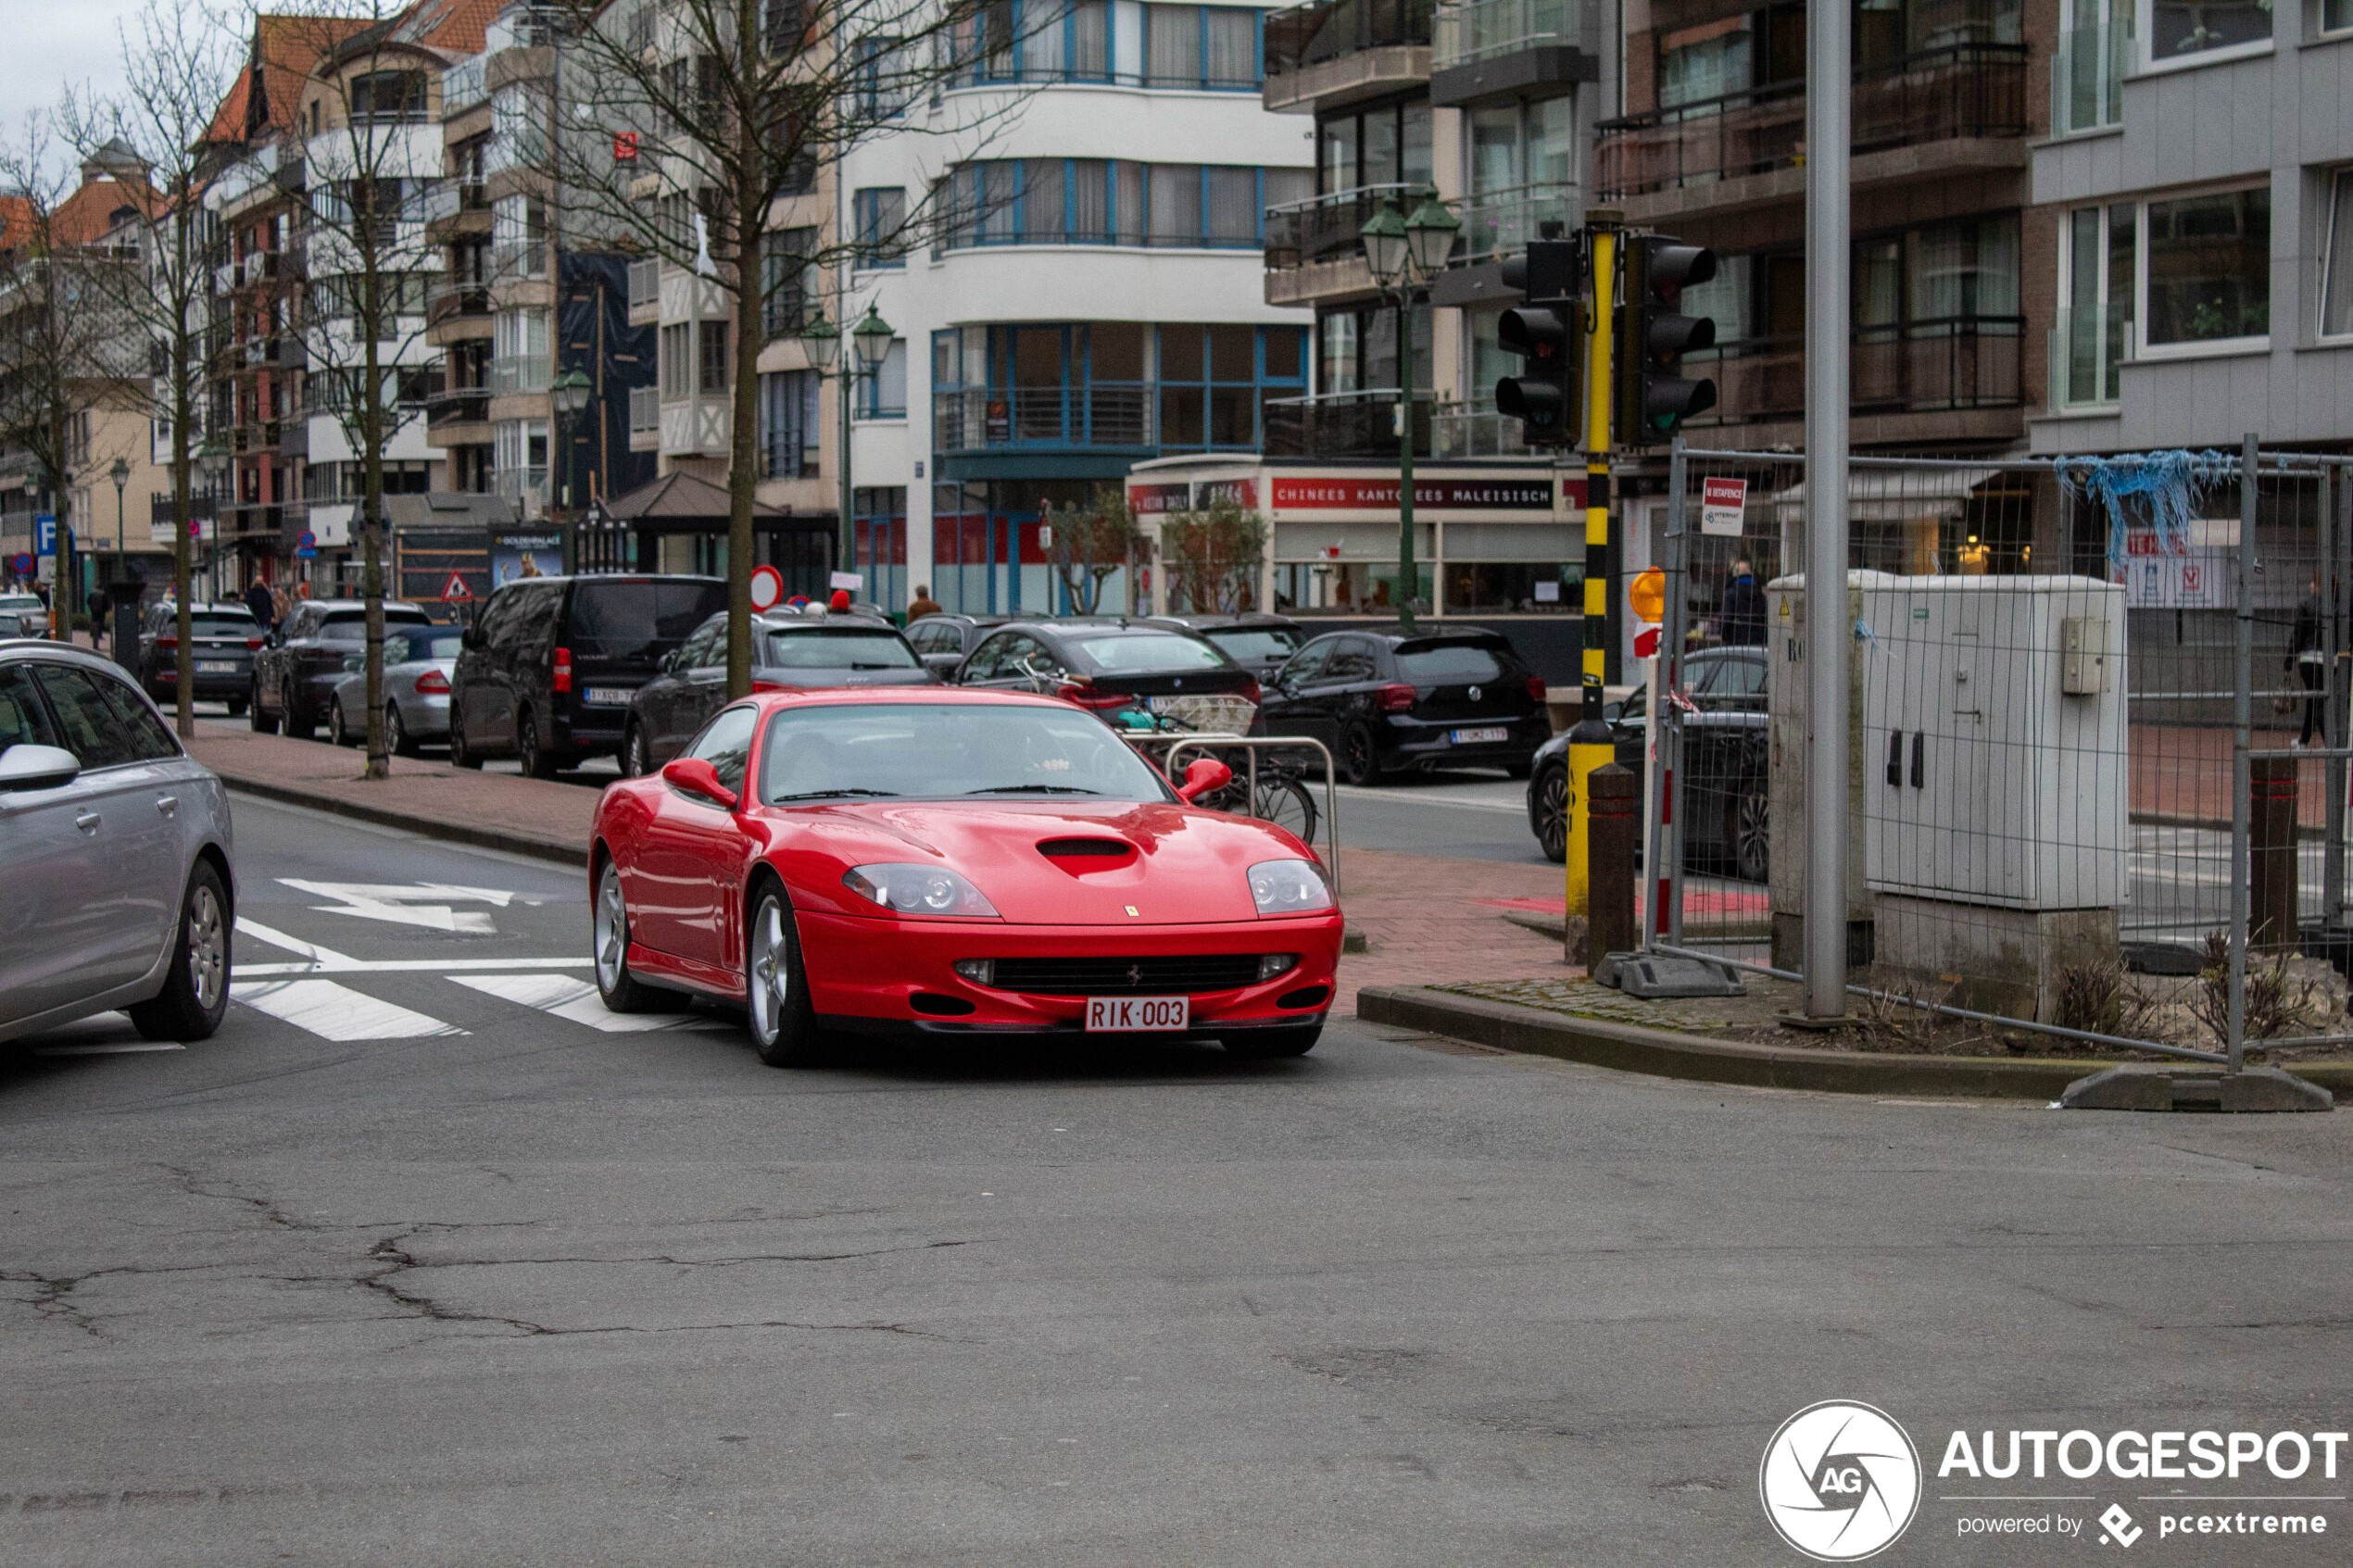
(749, 564, 785, 611)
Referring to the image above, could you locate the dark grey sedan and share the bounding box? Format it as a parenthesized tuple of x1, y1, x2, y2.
(325, 627, 464, 755)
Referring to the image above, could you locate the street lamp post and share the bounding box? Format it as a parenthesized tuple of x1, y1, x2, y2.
(1359, 192, 1460, 633)
(802, 302, 895, 594)
(108, 457, 132, 668)
(549, 368, 592, 567)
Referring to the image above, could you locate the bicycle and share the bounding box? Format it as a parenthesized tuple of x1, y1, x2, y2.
(1099, 698, 1320, 846)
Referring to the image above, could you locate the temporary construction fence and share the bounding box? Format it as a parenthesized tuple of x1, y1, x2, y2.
(1645, 438, 2353, 1071)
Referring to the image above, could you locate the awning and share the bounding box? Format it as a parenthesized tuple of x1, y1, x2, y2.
(1768, 465, 2020, 524)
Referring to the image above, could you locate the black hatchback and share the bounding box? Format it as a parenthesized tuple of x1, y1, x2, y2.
(450, 574, 724, 776)
(1259, 628, 1548, 784)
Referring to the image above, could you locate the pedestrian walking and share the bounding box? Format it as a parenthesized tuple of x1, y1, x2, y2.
(2290, 577, 2327, 746)
(1718, 558, 1766, 646)
(907, 584, 943, 621)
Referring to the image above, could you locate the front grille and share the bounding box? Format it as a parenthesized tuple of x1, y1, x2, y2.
(989, 954, 1262, 996)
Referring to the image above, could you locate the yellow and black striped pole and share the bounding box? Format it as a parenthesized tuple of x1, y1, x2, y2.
(1565, 209, 1618, 922)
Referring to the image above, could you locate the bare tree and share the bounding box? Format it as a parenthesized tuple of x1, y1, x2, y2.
(550, 0, 1041, 697)
(1044, 484, 1140, 615)
(0, 117, 145, 645)
(63, 0, 244, 735)
(267, 1, 448, 778)
(1162, 496, 1268, 615)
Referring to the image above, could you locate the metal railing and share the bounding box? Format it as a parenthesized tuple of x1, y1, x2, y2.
(2051, 21, 2131, 136)
(1432, 0, 1591, 69)
(932, 385, 1154, 451)
(441, 55, 487, 114)
(1430, 399, 1545, 458)
(1598, 43, 2029, 200)
(1164, 734, 1344, 896)
(1266, 0, 1433, 77)
(2048, 303, 2132, 410)
(425, 385, 490, 425)
(489, 355, 551, 396)
(1265, 182, 1423, 271)
(425, 282, 490, 326)
(1263, 389, 1436, 459)
(1451, 181, 1576, 266)
(1684, 317, 2025, 427)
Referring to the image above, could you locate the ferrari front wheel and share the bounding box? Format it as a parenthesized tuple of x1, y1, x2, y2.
(594, 860, 670, 1013)
(747, 884, 825, 1068)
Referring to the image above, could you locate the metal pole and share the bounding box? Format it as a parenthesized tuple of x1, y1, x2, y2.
(1802, 0, 1852, 1017)
(2228, 432, 2257, 1073)
(1649, 436, 1689, 950)
(1396, 286, 1416, 633)
(1565, 209, 1619, 924)
(2327, 460, 2348, 929)
(839, 348, 856, 580)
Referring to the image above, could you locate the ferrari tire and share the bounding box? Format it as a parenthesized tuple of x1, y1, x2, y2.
(1223, 1023, 1322, 1060)
(127, 860, 231, 1042)
(593, 859, 671, 1013)
(747, 883, 827, 1068)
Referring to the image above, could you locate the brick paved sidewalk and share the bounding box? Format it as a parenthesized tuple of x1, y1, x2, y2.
(190, 725, 1576, 1016)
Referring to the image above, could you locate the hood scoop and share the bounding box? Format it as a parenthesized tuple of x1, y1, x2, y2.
(1037, 837, 1135, 861)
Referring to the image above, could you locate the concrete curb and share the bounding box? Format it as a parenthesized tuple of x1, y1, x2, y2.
(1357, 985, 2353, 1101)
(222, 778, 588, 870)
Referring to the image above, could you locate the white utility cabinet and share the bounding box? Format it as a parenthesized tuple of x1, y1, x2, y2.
(1857, 575, 2127, 911)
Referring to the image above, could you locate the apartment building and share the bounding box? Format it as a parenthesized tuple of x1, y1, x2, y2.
(2032, 0, 2353, 457)
(826, 0, 1315, 615)
(1233, 0, 1608, 625)
(426, 4, 656, 529)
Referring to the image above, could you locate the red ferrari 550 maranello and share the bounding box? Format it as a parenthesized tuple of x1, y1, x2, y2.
(588, 687, 1342, 1065)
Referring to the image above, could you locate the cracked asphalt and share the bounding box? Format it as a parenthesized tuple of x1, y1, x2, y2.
(2, 796, 2349, 1565)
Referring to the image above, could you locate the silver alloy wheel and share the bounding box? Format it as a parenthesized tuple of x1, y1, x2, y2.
(384, 703, 405, 756)
(187, 882, 226, 1012)
(749, 897, 788, 1043)
(595, 863, 628, 994)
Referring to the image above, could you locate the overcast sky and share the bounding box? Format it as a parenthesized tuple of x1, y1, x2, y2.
(5, 0, 147, 121)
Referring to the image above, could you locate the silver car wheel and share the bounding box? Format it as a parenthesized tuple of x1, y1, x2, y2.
(187, 882, 226, 1012)
(749, 897, 788, 1044)
(595, 864, 628, 993)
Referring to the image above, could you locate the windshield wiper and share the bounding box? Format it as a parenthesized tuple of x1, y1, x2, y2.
(964, 784, 1103, 796)
(769, 788, 900, 800)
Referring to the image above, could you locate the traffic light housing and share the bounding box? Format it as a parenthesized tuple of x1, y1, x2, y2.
(1494, 238, 1580, 447)
(1617, 234, 1718, 445)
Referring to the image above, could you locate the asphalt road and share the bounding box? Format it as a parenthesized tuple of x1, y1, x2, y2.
(5, 796, 2347, 1566)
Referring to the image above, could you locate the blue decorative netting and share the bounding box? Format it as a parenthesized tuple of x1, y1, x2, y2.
(2057, 449, 2235, 581)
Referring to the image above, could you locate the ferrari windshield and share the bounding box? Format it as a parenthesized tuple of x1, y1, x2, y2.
(760, 702, 1176, 803)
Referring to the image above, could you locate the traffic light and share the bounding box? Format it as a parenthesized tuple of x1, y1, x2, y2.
(1494, 238, 1580, 447)
(1617, 234, 1718, 445)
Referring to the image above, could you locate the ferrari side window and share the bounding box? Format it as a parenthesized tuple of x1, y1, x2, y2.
(688, 705, 758, 797)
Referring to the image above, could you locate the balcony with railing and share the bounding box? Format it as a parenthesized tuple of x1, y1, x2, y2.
(2050, 23, 2129, 137)
(1265, 182, 1422, 274)
(493, 466, 549, 506)
(1683, 316, 2025, 432)
(1265, 0, 1434, 112)
(1430, 398, 1545, 458)
(1429, 0, 1598, 106)
(426, 281, 492, 331)
(441, 55, 488, 115)
(426, 383, 492, 430)
(2047, 303, 2131, 411)
(1451, 182, 1576, 267)
(933, 385, 1156, 453)
(1263, 389, 1436, 459)
(489, 354, 551, 397)
(419, 180, 491, 236)
(1597, 44, 2029, 208)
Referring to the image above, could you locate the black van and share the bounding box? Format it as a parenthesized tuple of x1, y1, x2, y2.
(449, 574, 724, 776)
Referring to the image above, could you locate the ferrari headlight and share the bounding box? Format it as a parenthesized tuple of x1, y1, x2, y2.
(843, 864, 1001, 919)
(1247, 859, 1333, 916)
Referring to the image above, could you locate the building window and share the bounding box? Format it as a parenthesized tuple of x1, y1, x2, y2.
(491, 193, 547, 277)
(698, 320, 731, 394)
(1145, 4, 1263, 88)
(853, 186, 907, 269)
(492, 307, 550, 395)
(760, 370, 822, 477)
(2057, 201, 2134, 405)
(2329, 0, 2353, 32)
(855, 34, 912, 117)
(852, 486, 908, 610)
(661, 323, 690, 398)
(2145, 186, 2269, 347)
(1316, 303, 1430, 395)
(1657, 17, 1755, 107)
(1316, 98, 1432, 195)
(2144, 0, 2269, 63)
(2321, 171, 2353, 339)
(1159, 323, 1307, 451)
(349, 69, 428, 122)
(944, 160, 1286, 249)
(761, 227, 819, 336)
(858, 339, 908, 418)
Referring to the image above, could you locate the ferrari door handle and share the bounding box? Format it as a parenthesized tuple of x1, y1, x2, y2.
(75, 811, 101, 834)
(156, 795, 178, 817)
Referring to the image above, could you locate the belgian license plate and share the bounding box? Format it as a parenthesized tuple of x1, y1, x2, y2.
(584, 686, 632, 707)
(1086, 996, 1189, 1033)
(1451, 726, 1510, 745)
(196, 661, 235, 673)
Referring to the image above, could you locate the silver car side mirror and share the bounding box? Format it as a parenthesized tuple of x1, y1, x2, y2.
(0, 743, 82, 793)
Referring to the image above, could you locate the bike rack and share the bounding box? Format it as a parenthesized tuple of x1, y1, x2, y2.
(1162, 734, 1342, 897)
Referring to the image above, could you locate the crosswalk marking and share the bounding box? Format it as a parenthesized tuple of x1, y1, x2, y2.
(231, 979, 468, 1041)
(450, 974, 718, 1034)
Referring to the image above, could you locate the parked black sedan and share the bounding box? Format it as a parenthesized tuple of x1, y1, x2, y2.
(1525, 645, 1768, 879)
(955, 617, 1262, 733)
(902, 610, 1043, 679)
(1140, 612, 1303, 684)
(138, 600, 261, 713)
(619, 608, 937, 775)
(1258, 627, 1548, 785)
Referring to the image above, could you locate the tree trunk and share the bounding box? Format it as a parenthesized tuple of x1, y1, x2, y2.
(725, 39, 763, 702)
(362, 264, 387, 780)
(171, 198, 195, 736)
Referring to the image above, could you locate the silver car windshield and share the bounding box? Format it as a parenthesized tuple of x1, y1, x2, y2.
(760, 703, 1176, 804)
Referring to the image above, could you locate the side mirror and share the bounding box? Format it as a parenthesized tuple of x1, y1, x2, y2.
(0, 743, 82, 793)
(1176, 757, 1233, 804)
(461, 625, 486, 650)
(660, 756, 739, 810)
